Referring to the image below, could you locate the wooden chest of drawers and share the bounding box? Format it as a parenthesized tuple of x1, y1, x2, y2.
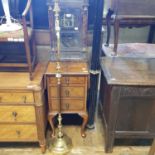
(0, 64, 47, 153)
(45, 61, 89, 137)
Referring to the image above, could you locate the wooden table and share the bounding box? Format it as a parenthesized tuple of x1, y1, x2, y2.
(99, 57, 155, 153)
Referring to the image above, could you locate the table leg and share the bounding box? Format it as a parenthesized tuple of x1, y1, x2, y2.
(79, 113, 88, 138)
(39, 143, 46, 154)
(114, 18, 120, 54)
(105, 9, 114, 47)
(48, 114, 55, 137)
(105, 132, 114, 153)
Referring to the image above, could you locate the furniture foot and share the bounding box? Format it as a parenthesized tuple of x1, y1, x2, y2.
(79, 113, 88, 138)
(105, 133, 114, 153)
(40, 144, 46, 154)
(48, 114, 55, 137)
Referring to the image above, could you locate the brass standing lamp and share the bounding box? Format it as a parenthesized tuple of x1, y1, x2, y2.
(50, 0, 72, 154)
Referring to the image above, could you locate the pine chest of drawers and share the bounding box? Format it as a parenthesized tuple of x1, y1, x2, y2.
(45, 61, 89, 137)
(0, 64, 47, 153)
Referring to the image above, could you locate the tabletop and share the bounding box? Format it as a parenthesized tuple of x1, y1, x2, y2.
(45, 61, 89, 75)
(0, 63, 46, 90)
(100, 57, 155, 86)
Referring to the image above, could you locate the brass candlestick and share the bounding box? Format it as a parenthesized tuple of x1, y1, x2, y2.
(50, 0, 72, 154)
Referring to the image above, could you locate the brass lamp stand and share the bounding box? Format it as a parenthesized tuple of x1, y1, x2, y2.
(50, 0, 72, 154)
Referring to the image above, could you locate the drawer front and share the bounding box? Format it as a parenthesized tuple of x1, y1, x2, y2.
(0, 92, 34, 104)
(0, 106, 36, 123)
(0, 124, 38, 141)
(49, 76, 85, 85)
(49, 86, 85, 98)
(51, 99, 84, 111)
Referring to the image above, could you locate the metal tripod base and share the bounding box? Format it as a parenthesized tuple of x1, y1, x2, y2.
(51, 134, 72, 154)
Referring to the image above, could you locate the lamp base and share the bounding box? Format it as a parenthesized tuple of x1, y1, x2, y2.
(50, 134, 72, 154)
(0, 23, 22, 32)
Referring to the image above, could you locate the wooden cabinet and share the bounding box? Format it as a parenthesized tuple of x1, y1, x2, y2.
(0, 64, 47, 153)
(45, 61, 89, 137)
(100, 57, 155, 153)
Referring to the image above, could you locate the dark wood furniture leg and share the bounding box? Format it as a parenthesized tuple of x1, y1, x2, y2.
(105, 132, 115, 153)
(48, 114, 56, 137)
(79, 113, 88, 138)
(148, 25, 155, 43)
(104, 86, 121, 153)
(149, 139, 155, 155)
(105, 9, 114, 47)
(104, 86, 115, 153)
(114, 18, 120, 54)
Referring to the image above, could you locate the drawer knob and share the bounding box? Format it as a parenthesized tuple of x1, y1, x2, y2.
(65, 90, 70, 97)
(65, 103, 69, 110)
(65, 77, 69, 84)
(16, 130, 21, 137)
(12, 111, 18, 119)
(22, 96, 27, 103)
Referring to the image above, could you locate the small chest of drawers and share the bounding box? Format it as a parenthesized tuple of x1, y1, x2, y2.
(45, 61, 89, 137)
(0, 64, 47, 153)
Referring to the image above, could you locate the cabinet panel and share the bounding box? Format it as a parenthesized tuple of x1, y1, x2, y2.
(116, 97, 155, 132)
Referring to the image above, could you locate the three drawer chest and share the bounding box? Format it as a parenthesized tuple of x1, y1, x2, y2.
(0, 64, 47, 153)
(45, 61, 89, 137)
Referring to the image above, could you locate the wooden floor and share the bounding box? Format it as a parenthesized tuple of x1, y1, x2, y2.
(0, 113, 151, 155)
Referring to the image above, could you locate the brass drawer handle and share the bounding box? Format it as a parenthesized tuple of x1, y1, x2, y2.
(12, 111, 18, 117)
(65, 90, 70, 97)
(16, 130, 21, 137)
(22, 96, 27, 103)
(12, 111, 18, 120)
(65, 77, 69, 84)
(65, 103, 69, 110)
